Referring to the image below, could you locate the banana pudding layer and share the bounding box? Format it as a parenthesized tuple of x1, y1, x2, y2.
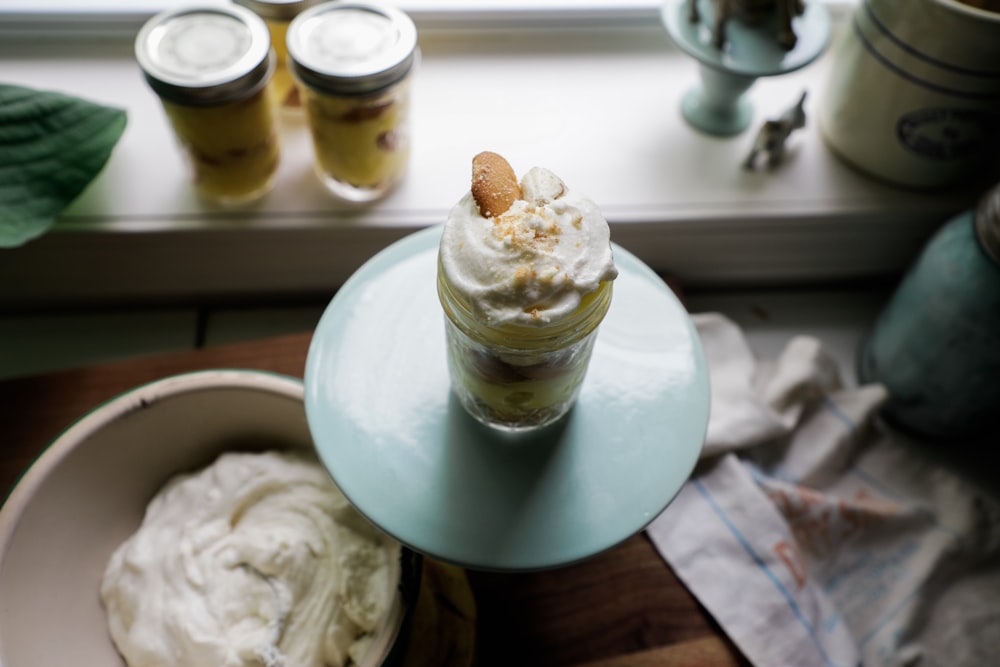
(439, 163, 618, 328)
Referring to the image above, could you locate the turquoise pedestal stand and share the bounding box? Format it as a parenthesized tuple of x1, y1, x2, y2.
(662, 0, 831, 136)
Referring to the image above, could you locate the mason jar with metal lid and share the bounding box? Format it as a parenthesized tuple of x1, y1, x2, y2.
(136, 4, 281, 205)
(287, 1, 418, 203)
(232, 0, 318, 111)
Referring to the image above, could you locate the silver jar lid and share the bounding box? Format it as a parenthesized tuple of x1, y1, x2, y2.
(135, 4, 273, 106)
(287, 1, 418, 96)
(233, 0, 318, 22)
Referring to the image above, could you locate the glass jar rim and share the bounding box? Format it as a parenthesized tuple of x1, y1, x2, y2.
(437, 266, 613, 351)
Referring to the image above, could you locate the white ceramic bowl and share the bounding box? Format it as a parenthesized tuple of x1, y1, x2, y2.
(0, 369, 413, 667)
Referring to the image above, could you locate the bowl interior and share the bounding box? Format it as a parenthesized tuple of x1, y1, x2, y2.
(0, 373, 404, 666)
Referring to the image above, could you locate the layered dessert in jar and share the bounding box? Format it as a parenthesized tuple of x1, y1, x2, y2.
(302, 85, 410, 195)
(135, 5, 281, 205)
(159, 90, 280, 203)
(437, 151, 618, 430)
(234, 0, 321, 112)
(287, 1, 417, 202)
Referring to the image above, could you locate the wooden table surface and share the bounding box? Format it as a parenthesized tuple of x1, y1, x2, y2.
(0, 331, 747, 667)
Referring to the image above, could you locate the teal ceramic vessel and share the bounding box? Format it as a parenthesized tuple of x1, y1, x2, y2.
(859, 184, 1000, 442)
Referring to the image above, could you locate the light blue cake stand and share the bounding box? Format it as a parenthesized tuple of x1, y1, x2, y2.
(304, 226, 710, 572)
(662, 0, 831, 136)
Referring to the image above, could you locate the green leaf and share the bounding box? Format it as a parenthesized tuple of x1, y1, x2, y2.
(0, 83, 127, 248)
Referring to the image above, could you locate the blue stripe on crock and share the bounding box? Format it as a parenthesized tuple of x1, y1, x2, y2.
(853, 14, 1000, 102)
(863, 0, 1000, 78)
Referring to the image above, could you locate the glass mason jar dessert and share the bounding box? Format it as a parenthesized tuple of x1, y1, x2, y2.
(232, 0, 318, 112)
(287, 1, 418, 203)
(135, 5, 280, 205)
(438, 152, 618, 431)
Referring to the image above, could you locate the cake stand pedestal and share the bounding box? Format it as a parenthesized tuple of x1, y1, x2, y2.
(661, 0, 831, 136)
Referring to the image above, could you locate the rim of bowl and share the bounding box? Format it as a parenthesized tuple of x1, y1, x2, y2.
(0, 368, 418, 666)
(0, 369, 303, 550)
(931, 0, 1000, 22)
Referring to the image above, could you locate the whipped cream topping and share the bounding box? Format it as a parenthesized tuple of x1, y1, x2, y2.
(100, 451, 398, 667)
(439, 166, 618, 327)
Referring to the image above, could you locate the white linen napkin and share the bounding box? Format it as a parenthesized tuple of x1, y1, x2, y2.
(647, 313, 1000, 667)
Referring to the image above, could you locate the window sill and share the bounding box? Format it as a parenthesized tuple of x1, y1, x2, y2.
(0, 8, 980, 307)
(0, 0, 796, 37)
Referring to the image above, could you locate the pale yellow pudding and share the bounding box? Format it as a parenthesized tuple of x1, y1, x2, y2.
(163, 90, 280, 204)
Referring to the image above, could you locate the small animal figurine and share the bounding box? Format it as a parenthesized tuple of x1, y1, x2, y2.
(688, 0, 805, 51)
(743, 91, 807, 170)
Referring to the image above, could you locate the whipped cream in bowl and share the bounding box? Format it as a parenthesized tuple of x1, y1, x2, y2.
(0, 370, 415, 667)
(100, 449, 401, 667)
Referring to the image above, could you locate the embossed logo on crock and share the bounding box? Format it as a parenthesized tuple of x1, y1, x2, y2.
(897, 108, 998, 160)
